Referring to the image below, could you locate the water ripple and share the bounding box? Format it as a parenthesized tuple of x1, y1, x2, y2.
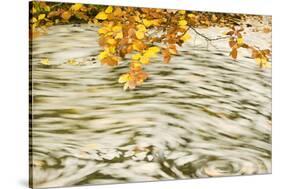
(30, 24, 271, 188)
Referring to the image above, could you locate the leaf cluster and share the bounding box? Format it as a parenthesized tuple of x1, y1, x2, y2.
(30, 2, 272, 90)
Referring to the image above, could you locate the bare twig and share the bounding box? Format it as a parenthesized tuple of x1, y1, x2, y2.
(189, 26, 230, 41)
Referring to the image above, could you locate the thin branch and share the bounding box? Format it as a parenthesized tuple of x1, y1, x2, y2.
(189, 26, 230, 41)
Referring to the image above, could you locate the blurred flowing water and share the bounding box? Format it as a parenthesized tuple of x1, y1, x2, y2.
(30, 24, 271, 188)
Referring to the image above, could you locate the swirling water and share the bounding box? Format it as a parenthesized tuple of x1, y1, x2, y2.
(30, 24, 271, 188)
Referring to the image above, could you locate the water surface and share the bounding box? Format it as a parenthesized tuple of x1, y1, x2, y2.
(30, 24, 272, 188)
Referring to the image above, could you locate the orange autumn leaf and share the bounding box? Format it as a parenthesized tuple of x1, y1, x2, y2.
(101, 56, 118, 66)
(230, 48, 238, 59)
(61, 11, 71, 20)
(162, 48, 171, 64)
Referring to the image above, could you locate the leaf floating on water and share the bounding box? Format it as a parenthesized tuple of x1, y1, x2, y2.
(263, 27, 271, 33)
(40, 58, 49, 65)
(33, 160, 45, 167)
(67, 59, 78, 65)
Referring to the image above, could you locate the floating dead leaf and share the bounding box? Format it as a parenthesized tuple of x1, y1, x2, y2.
(40, 58, 49, 65)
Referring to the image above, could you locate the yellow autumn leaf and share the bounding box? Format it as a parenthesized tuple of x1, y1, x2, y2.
(143, 19, 152, 27)
(143, 46, 160, 58)
(106, 31, 114, 36)
(98, 51, 109, 60)
(44, 6, 50, 12)
(132, 40, 145, 51)
(178, 10, 186, 15)
(263, 61, 271, 68)
(38, 14, 46, 20)
(255, 57, 267, 64)
(261, 58, 267, 64)
(113, 7, 123, 17)
(178, 20, 187, 26)
(123, 82, 129, 91)
(32, 7, 37, 14)
(105, 6, 113, 14)
(181, 33, 192, 42)
(106, 38, 117, 45)
(188, 14, 196, 18)
(31, 17, 37, 23)
(254, 58, 261, 64)
(137, 24, 146, 32)
(118, 73, 130, 83)
(133, 15, 141, 23)
(148, 46, 160, 53)
(115, 32, 123, 39)
(131, 62, 142, 70)
(112, 25, 122, 32)
(32, 23, 37, 30)
(98, 27, 110, 34)
(136, 30, 145, 39)
(140, 56, 150, 64)
(40, 58, 49, 65)
(255, 57, 270, 68)
(132, 53, 142, 60)
(264, 63, 271, 68)
(151, 19, 160, 26)
(70, 3, 83, 11)
(95, 11, 108, 20)
(106, 46, 116, 53)
(237, 37, 244, 45)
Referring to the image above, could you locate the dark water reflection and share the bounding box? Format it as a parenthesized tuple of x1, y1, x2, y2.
(30, 25, 271, 188)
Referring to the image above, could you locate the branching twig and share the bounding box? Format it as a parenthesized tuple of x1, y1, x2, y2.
(189, 26, 230, 41)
